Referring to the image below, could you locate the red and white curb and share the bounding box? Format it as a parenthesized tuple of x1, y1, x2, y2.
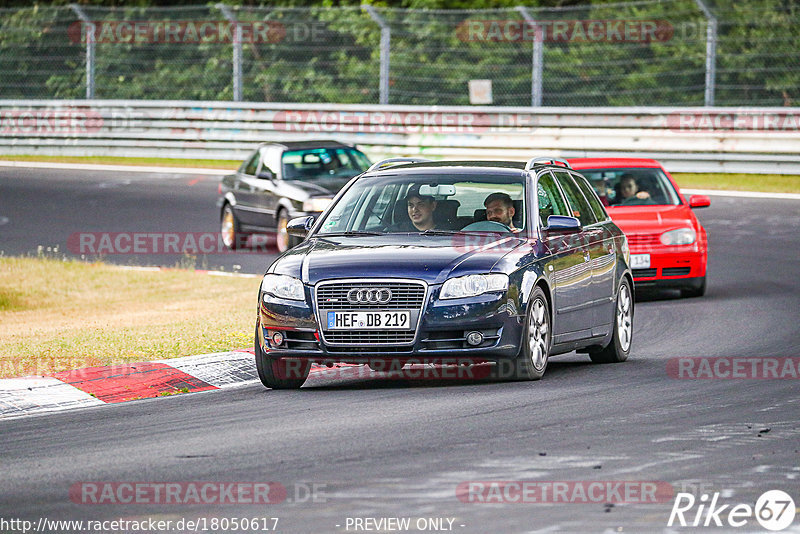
(0, 350, 359, 421)
(0, 350, 260, 421)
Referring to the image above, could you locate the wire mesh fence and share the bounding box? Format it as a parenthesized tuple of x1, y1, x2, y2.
(0, 0, 797, 106)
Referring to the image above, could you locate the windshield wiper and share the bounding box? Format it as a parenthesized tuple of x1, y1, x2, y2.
(418, 229, 460, 236)
(319, 231, 383, 237)
(419, 229, 513, 237)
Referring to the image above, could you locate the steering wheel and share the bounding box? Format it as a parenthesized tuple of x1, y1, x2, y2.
(619, 196, 656, 206)
(461, 220, 512, 232)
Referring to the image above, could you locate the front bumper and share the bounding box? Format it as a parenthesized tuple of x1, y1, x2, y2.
(630, 246, 706, 288)
(257, 284, 524, 363)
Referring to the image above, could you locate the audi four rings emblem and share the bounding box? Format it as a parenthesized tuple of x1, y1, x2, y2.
(348, 288, 392, 304)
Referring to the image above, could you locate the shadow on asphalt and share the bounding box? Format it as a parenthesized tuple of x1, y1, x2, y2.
(298, 360, 604, 391)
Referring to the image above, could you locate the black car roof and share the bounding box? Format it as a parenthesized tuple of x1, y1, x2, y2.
(262, 140, 352, 150)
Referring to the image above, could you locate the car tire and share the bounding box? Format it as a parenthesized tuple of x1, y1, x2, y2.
(589, 277, 633, 363)
(221, 204, 244, 250)
(511, 287, 551, 381)
(276, 209, 300, 253)
(681, 276, 706, 298)
(254, 323, 310, 389)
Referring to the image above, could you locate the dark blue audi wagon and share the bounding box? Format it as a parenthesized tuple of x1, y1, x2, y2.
(254, 157, 634, 388)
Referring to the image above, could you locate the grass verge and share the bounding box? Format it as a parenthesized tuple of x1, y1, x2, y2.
(0, 154, 240, 170)
(671, 173, 799, 194)
(0, 256, 259, 378)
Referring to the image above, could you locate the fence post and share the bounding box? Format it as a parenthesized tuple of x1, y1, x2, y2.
(217, 4, 243, 102)
(693, 0, 717, 106)
(515, 7, 543, 107)
(69, 4, 95, 99)
(363, 5, 390, 105)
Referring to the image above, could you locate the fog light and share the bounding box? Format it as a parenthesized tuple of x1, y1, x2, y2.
(466, 331, 484, 346)
(271, 331, 285, 346)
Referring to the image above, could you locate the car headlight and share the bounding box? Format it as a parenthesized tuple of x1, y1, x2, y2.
(660, 228, 696, 245)
(303, 198, 332, 212)
(261, 274, 305, 301)
(621, 236, 631, 266)
(440, 273, 508, 300)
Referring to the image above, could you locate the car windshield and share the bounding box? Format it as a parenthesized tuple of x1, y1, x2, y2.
(282, 147, 370, 180)
(578, 167, 681, 207)
(316, 173, 526, 235)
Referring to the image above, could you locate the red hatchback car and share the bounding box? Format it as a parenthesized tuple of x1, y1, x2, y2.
(568, 158, 710, 297)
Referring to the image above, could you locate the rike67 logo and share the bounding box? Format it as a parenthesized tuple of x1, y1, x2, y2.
(668, 490, 796, 531)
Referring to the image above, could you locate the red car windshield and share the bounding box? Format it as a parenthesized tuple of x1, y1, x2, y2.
(578, 167, 681, 207)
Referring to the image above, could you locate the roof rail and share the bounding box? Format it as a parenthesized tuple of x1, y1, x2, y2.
(524, 157, 572, 171)
(367, 157, 432, 172)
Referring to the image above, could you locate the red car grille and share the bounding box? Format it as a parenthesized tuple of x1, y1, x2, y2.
(626, 233, 660, 247)
(626, 234, 661, 245)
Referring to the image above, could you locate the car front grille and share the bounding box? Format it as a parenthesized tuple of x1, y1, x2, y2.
(324, 331, 417, 345)
(626, 233, 660, 248)
(316, 281, 426, 310)
(315, 280, 426, 346)
(633, 268, 658, 278)
(662, 267, 691, 276)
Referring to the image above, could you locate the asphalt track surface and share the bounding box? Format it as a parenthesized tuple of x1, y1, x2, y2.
(1, 167, 800, 532)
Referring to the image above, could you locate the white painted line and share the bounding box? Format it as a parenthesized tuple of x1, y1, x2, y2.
(114, 265, 260, 278)
(156, 351, 258, 388)
(0, 377, 104, 419)
(682, 188, 800, 200)
(206, 270, 260, 279)
(0, 160, 231, 175)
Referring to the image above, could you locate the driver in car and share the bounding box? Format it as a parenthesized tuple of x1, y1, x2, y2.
(484, 192, 521, 233)
(617, 174, 651, 204)
(407, 188, 438, 231)
(387, 185, 438, 232)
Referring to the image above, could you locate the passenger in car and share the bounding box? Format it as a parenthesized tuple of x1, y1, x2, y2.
(484, 192, 521, 232)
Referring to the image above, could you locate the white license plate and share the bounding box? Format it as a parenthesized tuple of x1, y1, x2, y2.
(327, 311, 411, 330)
(630, 253, 651, 269)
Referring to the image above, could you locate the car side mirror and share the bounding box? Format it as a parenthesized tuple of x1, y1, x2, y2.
(257, 169, 275, 180)
(689, 195, 710, 209)
(287, 216, 315, 237)
(544, 215, 582, 233)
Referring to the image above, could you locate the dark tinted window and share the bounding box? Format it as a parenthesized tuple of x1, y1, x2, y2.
(241, 151, 260, 175)
(572, 171, 608, 222)
(553, 171, 597, 226)
(282, 147, 370, 180)
(536, 171, 569, 227)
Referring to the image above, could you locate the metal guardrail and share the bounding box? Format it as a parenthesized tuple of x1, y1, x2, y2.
(1, 100, 799, 174)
